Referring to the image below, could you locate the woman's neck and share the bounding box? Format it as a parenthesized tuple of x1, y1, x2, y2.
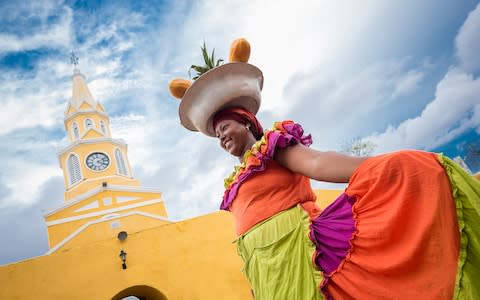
(238, 138, 257, 162)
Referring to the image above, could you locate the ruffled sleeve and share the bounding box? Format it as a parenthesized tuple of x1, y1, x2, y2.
(220, 120, 312, 210)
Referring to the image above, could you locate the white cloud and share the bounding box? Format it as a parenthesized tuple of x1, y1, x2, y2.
(0, 73, 66, 135)
(359, 3, 480, 153)
(1, 162, 60, 208)
(456, 3, 480, 73)
(109, 114, 148, 167)
(169, 1, 384, 115)
(366, 69, 480, 152)
(0, 4, 72, 55)
(278, 58, 433, 150)
(391, 70, 425, 98)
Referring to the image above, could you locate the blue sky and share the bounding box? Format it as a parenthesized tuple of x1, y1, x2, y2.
(0, 0, 479, 265)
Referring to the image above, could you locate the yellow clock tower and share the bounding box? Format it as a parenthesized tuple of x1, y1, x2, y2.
(43, 64, 170, 251)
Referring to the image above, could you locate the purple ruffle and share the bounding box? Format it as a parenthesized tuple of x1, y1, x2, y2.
(220, 122, 312, 210)
(310, 193, 356, 297)
(264, 123, 312, 158)
(311, 193, 355, 274)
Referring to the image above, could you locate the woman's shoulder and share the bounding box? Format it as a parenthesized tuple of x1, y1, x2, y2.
(261, 120, 312, 156)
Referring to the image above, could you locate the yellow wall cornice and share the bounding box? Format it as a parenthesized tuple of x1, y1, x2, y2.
(57, 138, 127, 158)
(46, 198, 165, 226)
(64, 109, 109, 122)
(44, 185, 164, 217)
(46, 210, 172, 255)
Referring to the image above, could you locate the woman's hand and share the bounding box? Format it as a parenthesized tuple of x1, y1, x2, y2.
(275, 144, 368, 183)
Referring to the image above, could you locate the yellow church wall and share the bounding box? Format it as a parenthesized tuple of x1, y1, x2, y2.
(46, 202, 167, 249)
(64, 177, 141, 200)
(314, 189, 343, 209)
(46, 191, 167, 248)
(125, 201, 168, 217)
(49, 189, 166, 221)
(0, 211, 252, 300)
(48, 218, 96, 248)
(47, 216, 99, 248)
(55, 214, 171, 251)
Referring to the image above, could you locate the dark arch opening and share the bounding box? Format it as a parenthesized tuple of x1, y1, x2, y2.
(111, 285, 167, 300)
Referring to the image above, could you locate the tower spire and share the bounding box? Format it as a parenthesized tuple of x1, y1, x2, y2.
(70, 51, 79, 68)
(67, 52, 98, 110)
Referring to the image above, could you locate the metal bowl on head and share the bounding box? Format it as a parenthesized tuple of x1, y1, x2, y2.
(179, 62, 263, 137)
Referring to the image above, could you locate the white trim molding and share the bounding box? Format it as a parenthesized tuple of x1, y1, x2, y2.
(79, 127, 105, 140)
(45, 211, 171, 255)
(64, 175, 136, 194)
(74, 201, 100, 212)
(44, 185, 164, 217)
(64, 109, 108, 122)
(46, 198, 165, 226)
(56, 137, 127, 158)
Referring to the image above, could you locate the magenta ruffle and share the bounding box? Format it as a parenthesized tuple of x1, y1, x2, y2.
(309, 193, 356, 298)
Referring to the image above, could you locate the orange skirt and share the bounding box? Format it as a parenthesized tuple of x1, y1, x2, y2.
(326, 150, 461, 299)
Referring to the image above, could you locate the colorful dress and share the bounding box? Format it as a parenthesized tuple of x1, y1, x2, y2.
(221, 121, 480, 300)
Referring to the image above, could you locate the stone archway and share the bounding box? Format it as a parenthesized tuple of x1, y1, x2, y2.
(111, 285, 168, 300)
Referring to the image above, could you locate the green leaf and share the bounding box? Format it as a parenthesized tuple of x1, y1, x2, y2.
(189, 41, 225, 80)
(201, 41, 212, 68)
(209, 49, 216, 68)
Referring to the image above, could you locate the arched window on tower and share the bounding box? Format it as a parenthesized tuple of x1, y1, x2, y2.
(85, 118, 94, 130)
(67, 154, 82, 185)
(100, 120, 106, 135)
(115, 148, 128, 176)
(72, 122, 80, 140)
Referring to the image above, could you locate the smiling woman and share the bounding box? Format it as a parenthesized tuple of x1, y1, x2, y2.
(168, 38, 480, 299)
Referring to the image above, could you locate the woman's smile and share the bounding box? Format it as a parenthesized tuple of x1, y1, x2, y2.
(223, 137, 232, 149)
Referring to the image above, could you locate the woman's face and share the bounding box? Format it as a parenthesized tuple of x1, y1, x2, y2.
(215, 119, 256, 157)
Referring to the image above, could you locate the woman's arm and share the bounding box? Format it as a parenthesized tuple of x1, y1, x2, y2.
(275, 143, 368, 183)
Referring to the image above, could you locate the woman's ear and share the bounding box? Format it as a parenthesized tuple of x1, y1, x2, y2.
(168, 78, 192, 99)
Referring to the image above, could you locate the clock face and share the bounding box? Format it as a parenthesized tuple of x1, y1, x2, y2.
(86, 152, 110, 171)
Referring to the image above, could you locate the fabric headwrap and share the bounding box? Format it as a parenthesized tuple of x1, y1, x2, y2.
(213, 107, 264, 140)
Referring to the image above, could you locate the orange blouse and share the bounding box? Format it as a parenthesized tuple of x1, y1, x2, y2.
(230, 159, 318, 235)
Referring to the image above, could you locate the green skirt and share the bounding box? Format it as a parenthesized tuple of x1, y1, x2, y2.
(235, 205, 324, 300)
